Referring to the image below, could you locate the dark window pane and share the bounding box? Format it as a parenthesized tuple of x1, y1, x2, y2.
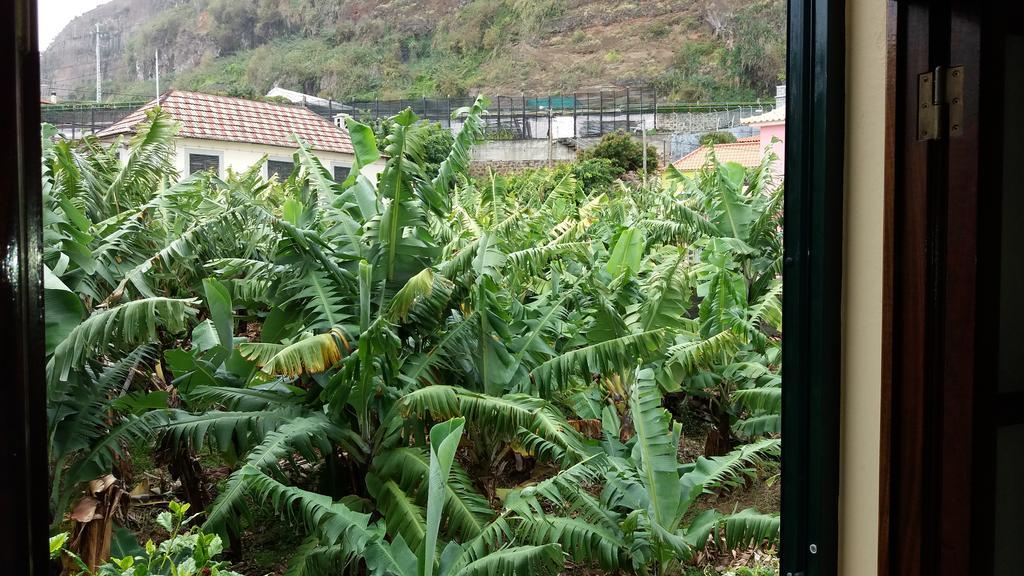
(267, 160, 294, 179)
(188, 153, 219, 174)
(333, 165, 351, 183)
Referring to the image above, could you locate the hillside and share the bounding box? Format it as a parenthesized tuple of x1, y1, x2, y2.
(40, 0, 784, 103)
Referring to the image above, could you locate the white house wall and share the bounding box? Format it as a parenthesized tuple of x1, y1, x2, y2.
(172, 137, 384, 181)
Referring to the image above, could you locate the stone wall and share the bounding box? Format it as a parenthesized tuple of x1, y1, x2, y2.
(667, 126, 757, 162)
(468, 159, 573, 177)
(654, 106, 772, 133)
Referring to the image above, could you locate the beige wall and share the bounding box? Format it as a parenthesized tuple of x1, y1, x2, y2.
(173, 137, 385, 181)
(840, 0, 888, 573)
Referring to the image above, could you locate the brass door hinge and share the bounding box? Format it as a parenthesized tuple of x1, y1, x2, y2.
(918, 65, 964, 141)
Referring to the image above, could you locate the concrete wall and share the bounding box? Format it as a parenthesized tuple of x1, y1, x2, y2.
(839, 0, 888, 573)
(471, 139, 577, 163)
(470, 128, 794, 172)
(172, 137, 385, 181)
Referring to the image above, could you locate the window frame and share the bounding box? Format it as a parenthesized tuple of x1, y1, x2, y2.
(780, 0, 845, 574)
(6, 0, 50, 572)
(5, 0, 848, 572)
(184, 147, 224, 177)
(265, 156, 296, 181)
(332, 162, 352, 183)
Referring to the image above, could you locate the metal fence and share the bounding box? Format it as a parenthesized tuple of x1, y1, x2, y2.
(41, 101, 147, 139)
(307, 89, 774, 140)
(317, 88, 669, 140)
(40, 89, 775, 142)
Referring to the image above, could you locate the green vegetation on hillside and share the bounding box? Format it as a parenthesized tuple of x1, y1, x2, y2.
(656, 0, 786, 101)
(53, 0, 785, 103)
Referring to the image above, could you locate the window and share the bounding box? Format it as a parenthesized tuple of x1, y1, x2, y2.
(17, 0, 864, 574)
(188, 153, 220, 175)
(267, 159, 294, 179)
(333, 165, 351, 183)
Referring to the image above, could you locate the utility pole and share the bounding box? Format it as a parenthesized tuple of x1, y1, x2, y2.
(94, 23, 102, 102)
(641, 117, 648, 188)
(155, 50, 160, 99)
(547, 105, 553, 166)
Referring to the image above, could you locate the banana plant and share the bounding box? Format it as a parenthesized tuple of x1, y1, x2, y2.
(662, 154, 783, 455)
(42, 95, 786, 576)
(478, 370, 780, 575)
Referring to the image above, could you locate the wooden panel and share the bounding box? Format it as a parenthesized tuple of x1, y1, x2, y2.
(887, 3, 933, 575)
(882, 2, 1004, 573)
(938, 2, 981, 574)
(969, 4, 1015, 573)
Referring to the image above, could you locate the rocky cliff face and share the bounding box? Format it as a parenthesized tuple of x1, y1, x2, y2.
(41, 0, 784, 103)
(41, 0, 195, 100)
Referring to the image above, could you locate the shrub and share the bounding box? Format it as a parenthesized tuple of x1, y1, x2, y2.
(645, 21, 672, 40)
(700, 131, 738, 146)
(51, 501, 242, 576)
(570, 157, 618, 189)
(579, 130, 659, 176)
(98, 501, 242, 576)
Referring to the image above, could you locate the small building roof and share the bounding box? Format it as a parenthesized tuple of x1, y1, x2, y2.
(95, 90, 354, 154)
(740, 106, 786, 126)
(673, 141, 763, 172)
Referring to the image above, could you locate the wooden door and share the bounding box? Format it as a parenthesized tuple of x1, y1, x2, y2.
(883, 1, 1024, 574)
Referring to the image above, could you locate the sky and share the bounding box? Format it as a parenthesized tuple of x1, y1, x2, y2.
(38, 0, 112, 49)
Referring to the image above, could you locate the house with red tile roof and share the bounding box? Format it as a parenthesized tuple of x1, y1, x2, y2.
(96, 90, 384, 182)
(673, 138, 765, 173)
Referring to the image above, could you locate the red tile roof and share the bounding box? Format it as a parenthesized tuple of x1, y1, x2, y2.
(673, 141, 764, 172)
(96, 90, 354, 154)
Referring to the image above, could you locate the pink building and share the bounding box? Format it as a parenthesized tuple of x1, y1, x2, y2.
(740, 85, 787, 174)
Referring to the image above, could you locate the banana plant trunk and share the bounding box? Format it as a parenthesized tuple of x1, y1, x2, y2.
(64, 475, 126, 573)
(159, 441, 207, 512)
(704, 403, 733, 457)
